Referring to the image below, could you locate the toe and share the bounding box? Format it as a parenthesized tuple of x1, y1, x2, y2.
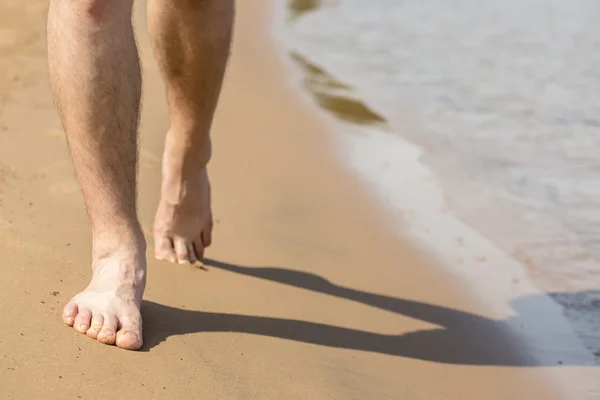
(154, 235, 176, 263)
(116, 316, 143, 351)
(74, 308, 92, 333)
(187, 243, 197, 264)
(63, 303, 78, 326)
(174, 238, 191, 264)
(193, 239, 205, 260)
(97, 315, 118, 345)
(86, 314, 104, 339)
(202, 222, 213, 248)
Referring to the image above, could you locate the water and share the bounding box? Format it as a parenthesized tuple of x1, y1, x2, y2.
(276, 0, 600, 362)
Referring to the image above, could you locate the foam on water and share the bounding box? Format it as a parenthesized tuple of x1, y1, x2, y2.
(272, 0, 600, 391)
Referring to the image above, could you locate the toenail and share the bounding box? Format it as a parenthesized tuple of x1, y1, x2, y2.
(65, 317, 74, 324)
(79, 324, 87, 330)
(123, 332, 139, 340)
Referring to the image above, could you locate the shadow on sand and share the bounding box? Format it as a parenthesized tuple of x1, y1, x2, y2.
(141, 258, 596, 366)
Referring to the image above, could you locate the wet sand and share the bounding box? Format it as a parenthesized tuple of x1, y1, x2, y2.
(0, 0, 589, 398)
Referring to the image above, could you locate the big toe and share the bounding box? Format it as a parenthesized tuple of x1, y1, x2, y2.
(116, 316, 143, 350)
(116, 331, 143, 350)
(154, 235, 177, 263)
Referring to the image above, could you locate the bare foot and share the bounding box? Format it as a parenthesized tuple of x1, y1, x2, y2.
(63, 238, 146, 351)
(153, 149, 213, 264)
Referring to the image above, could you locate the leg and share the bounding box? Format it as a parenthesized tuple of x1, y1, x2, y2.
(48, 0, 145, 350)
(148, 0, 234, 264)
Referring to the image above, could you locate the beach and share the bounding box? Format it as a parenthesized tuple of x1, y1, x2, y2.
(0, 0, 596, 399)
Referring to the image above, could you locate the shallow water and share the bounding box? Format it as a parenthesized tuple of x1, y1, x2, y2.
(278, 0, 600, 361)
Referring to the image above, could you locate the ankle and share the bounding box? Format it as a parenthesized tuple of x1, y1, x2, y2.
(163, 129, 212, 172)
(92, 224, 146, 260)
(91, 231, 147, 287)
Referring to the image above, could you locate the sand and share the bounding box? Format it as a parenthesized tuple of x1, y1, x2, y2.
(0, 0, 585, 398)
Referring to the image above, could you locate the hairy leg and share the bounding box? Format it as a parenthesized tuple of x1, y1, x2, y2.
(48, 0, 145, 350)
(148, 0, 234, 264)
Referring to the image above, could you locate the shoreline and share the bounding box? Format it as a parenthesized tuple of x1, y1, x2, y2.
(271, 0, 599, 394)
(0, 0, 595, 398)
(277, 0, 600, 368)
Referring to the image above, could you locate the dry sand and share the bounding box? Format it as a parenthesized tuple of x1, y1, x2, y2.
(0, 0, 585, 398)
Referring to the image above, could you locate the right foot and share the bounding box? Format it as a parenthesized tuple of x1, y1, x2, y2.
(63, 239, 146, 351)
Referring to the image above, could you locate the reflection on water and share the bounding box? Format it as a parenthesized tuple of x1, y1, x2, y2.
(290, 52, 350, 91)
(288, 0, 321, 21)
(290, 51, 386, 126)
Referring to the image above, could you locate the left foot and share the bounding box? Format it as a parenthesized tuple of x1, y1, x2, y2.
(153, 140, 213, 264)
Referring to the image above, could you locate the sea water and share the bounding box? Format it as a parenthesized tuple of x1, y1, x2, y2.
(275, 0, 600, 365)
